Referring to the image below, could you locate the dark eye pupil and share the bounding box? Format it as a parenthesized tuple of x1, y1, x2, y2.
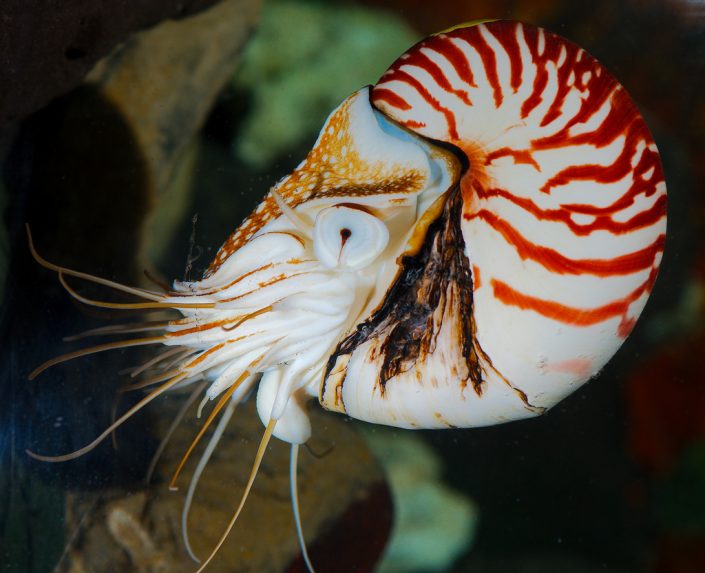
(340, 228, 352, 241)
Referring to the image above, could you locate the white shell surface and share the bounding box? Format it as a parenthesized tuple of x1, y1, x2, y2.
(320, 21, 666, 427)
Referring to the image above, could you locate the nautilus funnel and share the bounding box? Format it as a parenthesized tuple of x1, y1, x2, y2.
(320, 20, 666, 428)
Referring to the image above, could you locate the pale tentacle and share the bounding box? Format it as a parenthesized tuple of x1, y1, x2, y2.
(290, 444, 317, 573)
(145, 381, 207, 485)
(182, 391, 240, 563)
(194, 419, 277, 573)
(29, 335, 169, 380)
(64, 320, 171, 342)
(26, 371, 189, 462)
(121, 346, 192, 378)
(59, 273, 215, 311)
(270, 187, 314, 238)
(27, 225, 164, 301)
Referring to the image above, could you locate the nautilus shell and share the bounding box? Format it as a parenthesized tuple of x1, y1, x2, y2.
(32, 19, 666, 571)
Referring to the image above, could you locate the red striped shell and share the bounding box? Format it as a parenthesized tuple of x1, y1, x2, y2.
(320, 20, 666, 427)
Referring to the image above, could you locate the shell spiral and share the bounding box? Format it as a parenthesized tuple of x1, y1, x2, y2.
(320, 20, 666, 428)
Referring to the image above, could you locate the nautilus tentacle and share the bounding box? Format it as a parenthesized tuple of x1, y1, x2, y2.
(321, 20, 666, 428)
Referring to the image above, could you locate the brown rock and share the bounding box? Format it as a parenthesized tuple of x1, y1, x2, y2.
(58, 400, 386, 573)
(0, 0, 224, 130)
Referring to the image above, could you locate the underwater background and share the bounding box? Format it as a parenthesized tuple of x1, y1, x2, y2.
(1, 0, 704, 571)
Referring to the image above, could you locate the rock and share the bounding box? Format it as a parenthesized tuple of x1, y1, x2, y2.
(0, 0, 224, 130)
(57, 400, 387, 573)
(84, 0, 263, 268)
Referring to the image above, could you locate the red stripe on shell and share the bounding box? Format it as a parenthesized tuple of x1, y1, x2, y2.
(468, 209, 665, 277)
(491, 266, 659, 337)
(379, 68, 459, 140)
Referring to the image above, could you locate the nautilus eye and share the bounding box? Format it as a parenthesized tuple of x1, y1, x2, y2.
(313, 205, 390, 270)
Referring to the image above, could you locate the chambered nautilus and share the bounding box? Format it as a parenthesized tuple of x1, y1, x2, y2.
(30, 19, 666, 572)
